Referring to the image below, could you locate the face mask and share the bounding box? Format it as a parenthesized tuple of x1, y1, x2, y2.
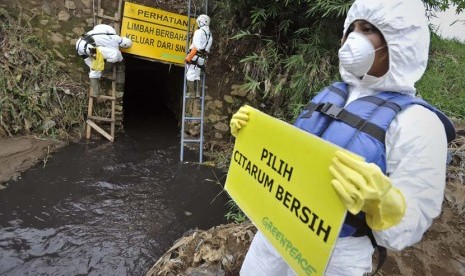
(338, 32, 385, 77)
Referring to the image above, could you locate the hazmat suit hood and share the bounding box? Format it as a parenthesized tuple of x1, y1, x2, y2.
(339, 0, 430, 95)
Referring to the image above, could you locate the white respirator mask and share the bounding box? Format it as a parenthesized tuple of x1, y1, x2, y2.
(338, 31, 386, 77)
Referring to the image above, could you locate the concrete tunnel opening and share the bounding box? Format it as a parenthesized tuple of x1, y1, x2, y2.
(122, 55, 185, 131)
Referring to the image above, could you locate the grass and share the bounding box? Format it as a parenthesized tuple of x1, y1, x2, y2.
(225, 199, 248, 223)
(417, 34, 465, 120)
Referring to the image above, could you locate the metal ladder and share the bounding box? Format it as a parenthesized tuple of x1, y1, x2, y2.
(179, 0, 208, 163)
(180, 72, 206, 162)
(86, 0, 123, 142)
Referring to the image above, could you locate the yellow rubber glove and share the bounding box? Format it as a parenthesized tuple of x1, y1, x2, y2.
(329, 151, 406, 231)
(230, 105, 251, 137)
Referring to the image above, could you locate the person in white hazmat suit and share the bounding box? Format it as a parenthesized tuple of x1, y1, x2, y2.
(185, 14, 213, 97)
(76, 24, 132, 97)
(230, 0, 454, 275)
(184, 14, 213, 135)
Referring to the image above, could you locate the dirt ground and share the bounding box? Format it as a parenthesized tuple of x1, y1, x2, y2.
(1, 133, 464, 275)
(0, 136, 65, 188)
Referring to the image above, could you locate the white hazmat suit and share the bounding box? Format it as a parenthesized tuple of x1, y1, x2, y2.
(240, 0, 449, 275)
(76, 24, 130, 79)
(185, 17, 213, 82)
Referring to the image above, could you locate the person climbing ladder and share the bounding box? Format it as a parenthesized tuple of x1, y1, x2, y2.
(76, 24, 132, 98)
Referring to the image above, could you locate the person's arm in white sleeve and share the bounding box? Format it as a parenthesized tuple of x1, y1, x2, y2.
(191, 29, 203, 50)
(185, 30, 203, 63)
(374, 105, 448, 251)
(193, 27, 211, 51)
(92, 34, 121, 50)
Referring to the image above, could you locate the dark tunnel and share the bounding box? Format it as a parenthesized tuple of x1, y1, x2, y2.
(123, 55, 185, 129)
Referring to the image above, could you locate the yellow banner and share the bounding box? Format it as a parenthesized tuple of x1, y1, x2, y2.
(225, 107, 347, 276)
(120, 2, 196, 65)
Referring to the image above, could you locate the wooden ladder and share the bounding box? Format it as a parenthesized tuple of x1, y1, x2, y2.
(86, 0, 123, 142)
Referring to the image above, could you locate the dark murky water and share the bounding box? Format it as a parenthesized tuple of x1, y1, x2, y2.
(0, 108, 229, 275)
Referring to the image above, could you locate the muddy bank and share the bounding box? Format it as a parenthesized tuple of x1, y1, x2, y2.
(0, 136, 66, 187)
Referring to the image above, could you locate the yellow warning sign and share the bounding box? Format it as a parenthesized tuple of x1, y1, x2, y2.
(120, 2, 196, 65)
(225, 106, 348, 276)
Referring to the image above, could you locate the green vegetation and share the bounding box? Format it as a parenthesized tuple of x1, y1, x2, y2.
(213, 0, 346, 121)
(418, 33, 465, 119)
(0, 8, 87, 139)
(225, 199, 248, 223)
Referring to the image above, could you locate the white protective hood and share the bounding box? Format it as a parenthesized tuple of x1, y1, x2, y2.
(339, 0, 430, 95)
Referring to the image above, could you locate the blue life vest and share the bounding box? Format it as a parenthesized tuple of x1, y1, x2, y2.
(294, 82, 455, 237)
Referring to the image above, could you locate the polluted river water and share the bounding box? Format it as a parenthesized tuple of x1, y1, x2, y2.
(0, 107, 230, 275)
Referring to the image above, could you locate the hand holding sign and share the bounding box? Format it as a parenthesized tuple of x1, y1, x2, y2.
(330, 151, 406, 231)
(230, 105, 251, 137)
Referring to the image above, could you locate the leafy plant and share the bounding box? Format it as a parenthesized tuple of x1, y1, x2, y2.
(225, 199, 248, 223)
(221, 0, 346, 122)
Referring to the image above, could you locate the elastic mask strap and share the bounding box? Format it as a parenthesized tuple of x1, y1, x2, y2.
(374, 44, 387, 52)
